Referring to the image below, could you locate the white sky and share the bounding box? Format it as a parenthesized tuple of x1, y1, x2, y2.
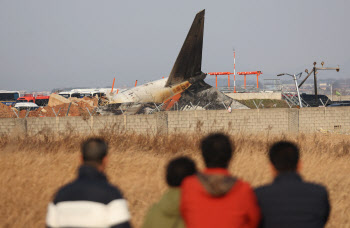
(0, 0, 349, 91)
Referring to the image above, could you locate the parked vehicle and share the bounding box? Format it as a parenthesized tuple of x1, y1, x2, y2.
(14, 102, 39, 111)
(35, 95, 50, 106)
(16, 94, 35, 103)
(58, 91, 81, 99)
(0, 90, 20, 106)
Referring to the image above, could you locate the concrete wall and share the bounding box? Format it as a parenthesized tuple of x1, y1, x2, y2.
(1, 107, 350, 135)
(226, 92, 282, 100)
(330, 95, 350, 101)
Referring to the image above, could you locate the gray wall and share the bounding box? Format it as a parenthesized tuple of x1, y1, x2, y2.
(0, 107, 349, 135)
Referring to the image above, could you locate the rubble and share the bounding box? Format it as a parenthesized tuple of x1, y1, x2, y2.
(175, 80, 248, 110)
(48, 93, 72, 107)
(26, 101, 96, 118)
(81, 96, 99, 107)
(0, 103, 15, 118)
(0, 94, 99, 118)
(98, 80, 248, 115)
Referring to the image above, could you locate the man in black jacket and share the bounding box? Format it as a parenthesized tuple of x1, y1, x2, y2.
(255, 141, 330, 228)
(46, 138, 132, 228)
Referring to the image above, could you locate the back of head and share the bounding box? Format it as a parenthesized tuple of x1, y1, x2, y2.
(166, 156, 197, 187)
(81, 138, 108, 166)
(201, 133, 233, 169)
(269, 141, 299, 173)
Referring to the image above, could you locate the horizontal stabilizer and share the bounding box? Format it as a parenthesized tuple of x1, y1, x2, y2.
(165, 10, 205, 87)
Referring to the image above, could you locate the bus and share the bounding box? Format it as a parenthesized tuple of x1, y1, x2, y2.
(0, 90, 20, 106)
(58, 91, 81, 99)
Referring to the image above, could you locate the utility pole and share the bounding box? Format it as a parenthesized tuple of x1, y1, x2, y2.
(313, 62, 318, 103)
(298, 61, 339, 105)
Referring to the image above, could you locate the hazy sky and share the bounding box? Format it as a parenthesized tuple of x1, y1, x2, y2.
(0, 0, 349, 91)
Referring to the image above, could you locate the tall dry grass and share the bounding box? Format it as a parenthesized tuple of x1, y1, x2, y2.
(0, 132, 350, 228)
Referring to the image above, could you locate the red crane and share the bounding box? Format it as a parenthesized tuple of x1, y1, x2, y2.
(237, 71, 262, 89)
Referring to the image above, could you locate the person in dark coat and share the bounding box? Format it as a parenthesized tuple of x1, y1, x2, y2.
(255, 141, 330, 228)
(46, 138, 132, 228)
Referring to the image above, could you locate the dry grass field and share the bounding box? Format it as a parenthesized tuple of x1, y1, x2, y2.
(0, 132, 350, 228)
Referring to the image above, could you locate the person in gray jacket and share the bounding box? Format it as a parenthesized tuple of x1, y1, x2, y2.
(255, 141, 330, 228)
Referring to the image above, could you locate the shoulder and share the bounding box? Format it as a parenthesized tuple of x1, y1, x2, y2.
(255, 183, 273, 195)
(234, 179, 254, 191)
(53, 179, 125, 204)
(104, 182, 125, 198)
(181, 175, 198, 188)
(52, 181, 76, 203)
(303, 181, 329, 196)
(232, 179, 257, 197)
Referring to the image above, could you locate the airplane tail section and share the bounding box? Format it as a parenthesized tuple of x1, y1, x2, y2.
(165, 10, 205, 87)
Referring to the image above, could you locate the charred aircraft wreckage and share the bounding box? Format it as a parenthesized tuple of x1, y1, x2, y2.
(101, 10, 248, 115)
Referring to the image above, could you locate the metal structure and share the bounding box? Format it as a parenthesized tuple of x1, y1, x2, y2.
(233, 50, 236, 92)
(237, 71, 262, 89)
(278, 72, 303, 108)
(207, 72, 235, 91)
(298, 61, 340, 103)
(282, 92, 310, 108)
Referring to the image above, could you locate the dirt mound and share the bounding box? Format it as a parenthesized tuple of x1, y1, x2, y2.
(8, 95, 100, 118)
(48, 94, 71, 107)
(30, 103, 94, 118)
(82, 96, 98, 107)
(0, 103, 15, 118)
(12, 101, 96, 118)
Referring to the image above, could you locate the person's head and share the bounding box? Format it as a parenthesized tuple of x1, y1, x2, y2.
(166, 156, 197, 187)
(269, 141, 300, 174)
(81, 137, 108, 171)
(201, 133, 234, 169)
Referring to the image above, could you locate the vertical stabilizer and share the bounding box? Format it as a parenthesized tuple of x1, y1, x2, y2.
(165, 10, 205, 87)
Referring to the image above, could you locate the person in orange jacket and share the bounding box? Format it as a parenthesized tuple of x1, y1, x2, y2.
(180, 133, 261, 228)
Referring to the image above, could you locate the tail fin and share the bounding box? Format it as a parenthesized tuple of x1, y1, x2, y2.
(165, 10, 205, 87)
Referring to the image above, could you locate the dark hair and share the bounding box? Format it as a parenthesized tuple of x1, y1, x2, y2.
(166, 156, 196, 187)
(81, 138, 108, 164)
(269, 141, 299, 172)
(201, 133, 233, 168)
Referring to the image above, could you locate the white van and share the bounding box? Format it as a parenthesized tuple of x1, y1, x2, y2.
(15, 102, 39, 111)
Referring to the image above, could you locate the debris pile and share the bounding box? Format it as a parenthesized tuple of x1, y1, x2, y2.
(0, 94, 99, 118)
(25, 102, 95, 118)
(175, 80, 248, 110)
(0, 103, 15, 118)
(48, 94, 71, 107)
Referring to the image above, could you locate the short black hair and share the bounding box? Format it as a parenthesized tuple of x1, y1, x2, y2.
(201, 133, 234, 168)
(166, 156, 196, 187)
(81, 138, 108, 164)
(269, 141, 299, 172)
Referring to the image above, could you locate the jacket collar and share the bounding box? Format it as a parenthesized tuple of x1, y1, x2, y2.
(274, 172, 302, 183)
(78, 164, 107, 181)
(203, 168, 230, 176)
